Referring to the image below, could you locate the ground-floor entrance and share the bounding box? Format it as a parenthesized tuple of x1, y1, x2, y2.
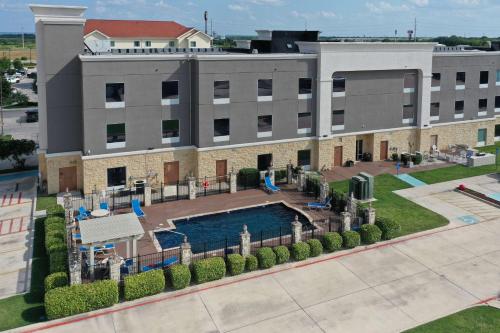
(379, 140, 389, 160)
(355, 140, 363, 161)
(164, 161, 179, 185)
(59, 166, 77, 192)
(333, 146, 343, 167)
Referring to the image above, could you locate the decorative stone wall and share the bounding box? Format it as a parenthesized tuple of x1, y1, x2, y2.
(373, 129, 419, 161)
(317, 136, 356, 170)
(46, 153, 83, 194)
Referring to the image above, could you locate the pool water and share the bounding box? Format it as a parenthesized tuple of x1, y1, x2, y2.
(155, 203, 311, 253)
(395, 174, 427, 187)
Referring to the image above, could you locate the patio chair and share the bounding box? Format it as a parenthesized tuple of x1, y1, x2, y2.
(102, 243, 115, 252)
(120, 259, 134, 275)
(79, 206, 90, 217)
(79, 245, 89, 252)
(73, 233, 81, 241)
(100, 202, 109, 210)
(264, 176, 280, 193)
(131, 199, 145, 218)
(307, 197, 332, 210)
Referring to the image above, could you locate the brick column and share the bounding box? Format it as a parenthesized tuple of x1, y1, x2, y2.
(68, 250, 81, 285)
(144, 185, 152, 207)
(364, 203, 376, 225)
(319, 179, 329, 203)
(188, 177, 196, 200)
(239, 224, 251, 257)
(229, 172, 237, 194)
(180, 236, 192, 266)
(92, 191, 99, 210)
(291, 215, 302, 244)
(108, 255, 122, 282)
(287, 163, 293, 184)
(297, 170, 306, 192)
(341, 209, 352, 232)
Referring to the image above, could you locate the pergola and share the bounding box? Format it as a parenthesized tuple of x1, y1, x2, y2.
(79, 213, 144, 276)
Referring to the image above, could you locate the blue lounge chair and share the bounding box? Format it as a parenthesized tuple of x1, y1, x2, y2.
(264, 176, 280, 193)
(79, 245, 89, 252)
(73, 233, 81, 240)
(131, 199, 145, 218)
(100, 202, 109, 210)
(103, 243, 115, 252)
(79, 206, 90, 217)
(307, 197, 332, 210)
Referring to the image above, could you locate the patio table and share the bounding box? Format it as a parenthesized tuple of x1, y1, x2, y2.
(91, 209, 110, 218)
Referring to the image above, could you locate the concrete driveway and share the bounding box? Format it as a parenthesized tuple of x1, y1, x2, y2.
(17, 214, 500, 333)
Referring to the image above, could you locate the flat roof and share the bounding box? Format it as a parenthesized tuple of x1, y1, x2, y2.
(79, 213, 144, 245)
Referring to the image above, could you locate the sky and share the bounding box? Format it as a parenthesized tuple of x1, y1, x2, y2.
(1, 0, 500, 37)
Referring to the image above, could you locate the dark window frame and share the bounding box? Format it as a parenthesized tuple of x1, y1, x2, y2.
(298, 112, 312, 129)
(332, 110, 345, 126)
(214, 80, 230, 100)
(402, 104, 415, 120)
(257, 115, 273, 133)
(162, 80, 179, 100)
(106, 83, 125, 103)
(107, 167, 127, 188)
(495, 96, 500, 108)
(431, 73, 441, 87)
(297, 150, 311, 167)
(430, 102, 440, 117)
(162, 119, 180, 138)
(257, 154, 273, 171)
(480, 71, 489, 85)
(106, 123, 126, 143)
(456, 72, 466, 85)
(479, 98, 488, 111)
(455, 100, 465, 114)
(332, 75, 346, 93)
(214, 118, 230, 137)
(299, 78, 312, 95)
(258, 79, 273, 97)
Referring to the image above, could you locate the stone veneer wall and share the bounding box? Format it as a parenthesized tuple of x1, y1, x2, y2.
(317, 136, 356, 170)
(46, 153, 83, 194)
(373, 129, 419, 161)
(38, 152, 47, 185)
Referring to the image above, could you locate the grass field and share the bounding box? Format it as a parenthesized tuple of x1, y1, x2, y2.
(0, 48, 37, 61)
(36, 193, 57, 211)
(404, 306, 500, 333)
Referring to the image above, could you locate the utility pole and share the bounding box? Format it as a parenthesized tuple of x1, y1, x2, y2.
(414, 17, 417, 42)
(22, 27, 25, 49)
(204, 11, 208, 35)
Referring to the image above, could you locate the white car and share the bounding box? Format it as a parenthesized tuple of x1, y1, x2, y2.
(7, 77, 20, 84)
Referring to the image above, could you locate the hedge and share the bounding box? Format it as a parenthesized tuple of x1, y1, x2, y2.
(245, 255, 258, 272)
(226, 254, 245, 276)
(273, 246, 290, 264)
(360, 224, 382, 244)
(44, 272, 68, 292)
(291, 242, 310, 261)
(307, 239, 323, 257)
(46, 204, 65, 218)
(342, 231, 361, 249)
(45, 280, 119, 320)
(256, 247, 276, 269)
(322, 232, 343, 252)
(124, 269, 165, 301)
(192, 257, 226, 284)
(49, 250, 68, 274)
(375, 217, 401, 240)
(44, 216, 65, 233)
(167, 264, 191, 290)
(238, 168, 260, 188)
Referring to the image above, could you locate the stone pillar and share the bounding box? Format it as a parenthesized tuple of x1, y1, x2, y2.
(69, 251, 81, 285)
(341, 209, 352, 232)
(180, 236, 192, 266)
(239, 224, 251, 257)
(347, 192, 358, 219)
(291, 215, 302, 244)
(267, 165, 275, 185)
(319, 179, 329, 203)
(297, 170, 306, 192)
(108, 255, 122, 282)
(92, 191, 99, 210)
(229, 172, 237, 194)
(286, 163, 293, 185)
(63, 191, 73, 224)
(188, 177, 196, 200)
(364, 203, 376, 225)
(144, 185, 152, 207)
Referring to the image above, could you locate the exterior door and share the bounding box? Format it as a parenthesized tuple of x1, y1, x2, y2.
(58, 166, 77, 192)
(333, 146, 343, 167)
(216, 160, 227, 178)
(477, 129, 487, 147)
(164, 161, 179, 185)
(380, 141, 389, 160)
(356, 140, 364, 161)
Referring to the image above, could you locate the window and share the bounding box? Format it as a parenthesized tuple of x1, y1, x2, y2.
(495, 124, 500, 141)
(496, 70, 500, 85)
(455, 100, 464, 119)
(145, 41, 152, 47)
(332, 75, 345, 96)
(162, 80, 179, 105)
(107, 167, 126, 188)
(456, 72, 466, 89)
(480, 71, 489, 87)
(258, 79, 272, 101)
(403, 73, 416, 93)
(477, 128, 487, 147)
(257, 115, 272, 138)
(106, 123, 126, 149)
(110, 41, 115, 47)
(214, 80, 230, 104)
(331, 110, 345, 131)
(169, 41, 175, 47)
(297, 112, 312, 134)
(430, 102, 440, 121)
(431, 73, 441, 91)
(190, 41, 197, 48)
(298, 78, 312, 98)
(297, 150, 311, 168)
(134, 41, 140, 47)
(105, 83, 124, 108)
(478, 98, 488, 116)
(402, 104, 414, 124)
(214, 118, 230, 142)
(257, 154, 272, 171)
(162, 120, 180, 144)
(495, 96, 500, 112)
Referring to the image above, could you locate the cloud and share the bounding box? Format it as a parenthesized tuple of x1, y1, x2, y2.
(249, 0, 284, 5)
(452, 0, 481, 5)
(291, 10, 336, 19)
(228, 3, 248, 11)
(409, 0, 429, 6)
(366, 1, 410, 13)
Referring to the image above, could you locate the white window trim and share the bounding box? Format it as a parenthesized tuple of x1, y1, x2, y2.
(257, 95, 273, 102)
(454, 113, 464, 119)
(331, 124, 345, 131)
(297, 128, 311, 134)
(332, 91, 346, 98)
(105, 101, 125, 109)
(257, 131, 272, 138)
(403, 87, 415, 93)
(496, 81, 500, 86)
(431, 86, 440, 92)
(430, 115, 440, 121)
(402, 118, 414, 124)
(495, 108, 500, 113)
(456, 85, 465, 90)
(107, 185, 125, 191)
(106, 141, 126, 149)
(477, 141, 486, 147)
(479, 84, 489, 89)
(161, 98, 179, 106)
(162, 136, 180, 144)
(214, 98, 230, 105)
(213, 135, 230, 142)
(298, 93, 312, 100)
(478, 111, 488, 117)
(495, 136, 500, 142)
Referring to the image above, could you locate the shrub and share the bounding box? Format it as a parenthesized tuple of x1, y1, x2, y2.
(238, 168, 260, 188)
(49, 249, 68, 273)
(307, 239, 323, 257)
(273, 246, 290, 264)
(291, 242, 310, 261)
(256, 247, 276, 269)
(412, 152, 423, 165)
(44, 280, 118, 320)
(226, 254, 245, 276)
(391, 153, 399, 162)
(46, 204, 65, 218)
(167, 264, 191, 290)
(192, 257, 226, 284)
(322, 232, 343, 252)
(44, 272, 68, 292)
(245, 255, 258, 272)
(45, 216, 65, 230)
(360, 224, 382, 244)
(342, 231, 361, 249)
(375, 217, 401, 240)
(124, 269, 165, 301)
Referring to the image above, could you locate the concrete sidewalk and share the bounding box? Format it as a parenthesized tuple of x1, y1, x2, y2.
(15, 215, 500, 333)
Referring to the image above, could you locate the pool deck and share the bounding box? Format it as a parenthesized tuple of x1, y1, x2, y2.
(115, 186, 334, 257)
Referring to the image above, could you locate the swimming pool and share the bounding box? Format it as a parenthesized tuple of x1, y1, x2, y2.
(154, 203, 312, 253)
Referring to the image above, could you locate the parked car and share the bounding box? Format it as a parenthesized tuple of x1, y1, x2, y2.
(25, 109, 38, 123)
(7, 76, 20, 84)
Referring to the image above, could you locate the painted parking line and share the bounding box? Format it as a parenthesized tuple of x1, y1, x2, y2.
(0, 217, 28, 236)
(0, 192, 25, 207)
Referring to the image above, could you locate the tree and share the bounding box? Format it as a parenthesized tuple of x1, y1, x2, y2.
(0, 139, 36, 169)
(12, 58, 23, 71)
(0, 76, 11, 102)
(0, 57, 10, 74)
(9, 92, 29, 105)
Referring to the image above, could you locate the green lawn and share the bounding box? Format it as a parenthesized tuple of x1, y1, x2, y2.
(36, 194, 57, 211)
(404, 306, 500, 333)
(330, 174, 448, 236)
(0, 218, 48, 331)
